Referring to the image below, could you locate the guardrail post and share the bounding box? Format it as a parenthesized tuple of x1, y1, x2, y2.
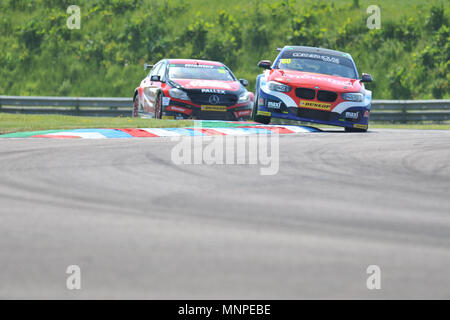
(75, 99, 80, 116)
(402, 103, 407, 123)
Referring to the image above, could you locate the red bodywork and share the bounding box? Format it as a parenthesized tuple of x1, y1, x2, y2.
(265, 69, 365, 112)
(137, 59, 253, 119)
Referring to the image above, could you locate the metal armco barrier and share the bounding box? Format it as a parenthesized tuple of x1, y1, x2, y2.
(370, 99, 450, 122)
(1, 96, 449, 122)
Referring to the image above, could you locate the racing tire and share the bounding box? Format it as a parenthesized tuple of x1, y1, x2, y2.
(345, 127, 368, 133)
(155, 93, 163, 119)
(132, 93, 139, 117)
(251, 93, 271, 125)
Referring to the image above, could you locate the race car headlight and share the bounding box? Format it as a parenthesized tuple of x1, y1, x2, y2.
(238, 92, 251, 103)
(342, 92, 364, 102)
(169, 88, 190, 101)
(268, 81, 292, 93)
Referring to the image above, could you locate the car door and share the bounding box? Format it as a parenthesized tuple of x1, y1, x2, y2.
(143, 62, 163, 114)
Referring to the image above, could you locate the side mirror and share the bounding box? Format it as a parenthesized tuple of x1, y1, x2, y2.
(150, 75, 161, 82)
(257, 60, 272, 70)
(144, 63, 153, 71)
(361, 73, 373, 83)
(239, 79, 249, 87)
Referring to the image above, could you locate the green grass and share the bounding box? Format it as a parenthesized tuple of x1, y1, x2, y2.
(1, 114, 449, 135)
(0, 114, 194, 134)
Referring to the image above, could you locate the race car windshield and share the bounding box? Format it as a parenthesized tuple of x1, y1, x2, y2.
(169, 64, 235, 81)
(277, 55, 357, 79)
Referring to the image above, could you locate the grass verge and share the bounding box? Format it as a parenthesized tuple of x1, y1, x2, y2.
(1, 113, 449, 135)
(0, 114, 194, 134)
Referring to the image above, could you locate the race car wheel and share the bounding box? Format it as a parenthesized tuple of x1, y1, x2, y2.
(132, 94, 139, 117)
(254, 114, 271, 125)
(345, 127, 368, 132)
(251, 93, 271, 124)
(155, 93, 162, 119)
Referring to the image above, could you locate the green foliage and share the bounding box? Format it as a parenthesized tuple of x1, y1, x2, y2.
(0, 0, 448, 99)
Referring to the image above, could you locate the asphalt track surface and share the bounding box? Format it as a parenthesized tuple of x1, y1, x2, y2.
(1, 129, 450, 299)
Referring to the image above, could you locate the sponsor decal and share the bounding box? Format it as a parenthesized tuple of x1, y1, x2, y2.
(299, 100, 332, 111)
(280, 59, 291, 64)
(258, 98, 264, 106)
(354, 123, 368, 129)
(162, 115, 175, 120)
(257, 110, 271, 116)
(162, 97, 171, 106)
(267, 101, 282, 109)
(166, 105, 192, 115)
(234, 110, 252, 117)
(188, 80, 232, 89)
(364, 110, 370, 118)
(292, 52, 340, 64)
(201, 89, 226, 94)
(184, 64, 214, 68)
(201, 105, 227, 112)
(345, 111, 359, 119)
(289, 74, 353, 86)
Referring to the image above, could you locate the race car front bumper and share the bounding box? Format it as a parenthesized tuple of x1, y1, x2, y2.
(162, 98, 253, 121)
(257, 87, 372, 130)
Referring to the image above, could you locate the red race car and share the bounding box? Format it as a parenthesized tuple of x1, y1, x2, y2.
(132, 59, 254, 120)
(253, 46, 373, 132)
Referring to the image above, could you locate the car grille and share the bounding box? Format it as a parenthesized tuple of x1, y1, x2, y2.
(295, 88, 338, 103)
(297, 108, 339, 121)
(317, 90, 337, 102)
(295, 88, 315, 100)
(188, 93, 238, 106)
(192, 110, 234, 120)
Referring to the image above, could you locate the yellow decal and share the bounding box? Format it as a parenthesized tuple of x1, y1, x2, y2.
(162, 115, 175, 120)
(218, 69, 226, 73)
(280, 59, 291, 64)
(353, 124, 368, 129)
(299, 100, 332, 111)
(201, 105, 227, 112)
(257, 110, 271, 116)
